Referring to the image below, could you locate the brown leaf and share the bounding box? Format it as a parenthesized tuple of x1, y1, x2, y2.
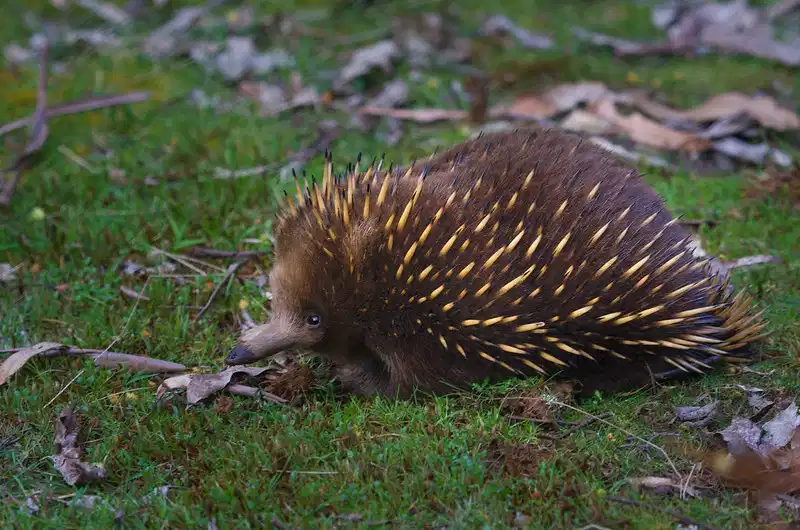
(357, 106, 467, 123)
(156, 366, 270, 405)
(632, 93, 800, 131)
(51, 406, 107, 486)
(505, 82, 612, 119)
(590, 99, 711, 152)
(707, 444, 800, 517)
(0, 342, 66, 386)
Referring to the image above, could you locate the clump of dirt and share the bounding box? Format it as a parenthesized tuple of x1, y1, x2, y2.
(262, 355, 316, 403)
(502, 392, 553, 422)
(485, 439, 554, 478)
(500, 382, 575, 422)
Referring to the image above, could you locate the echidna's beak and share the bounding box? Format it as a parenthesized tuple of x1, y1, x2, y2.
(225, 321, 295, 365)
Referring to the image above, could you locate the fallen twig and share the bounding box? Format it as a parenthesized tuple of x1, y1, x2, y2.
(538, 412, 613, 440)
(213, 164, 278, 180)
(120, 285, 151, 301)
(605, 496, 720, 530)
(150, 247, 223, 274)
(724, 255, 782, 270)
(0, 92, 150, 139)
(194, 260, 245, 321)
(0, 43, 49, 205)
(186, 247, 268, 260)
(0, 342, 186, 387)
(226, 384, 288, 405)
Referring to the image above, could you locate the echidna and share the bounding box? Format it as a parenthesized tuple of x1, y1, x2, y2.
(226, 129, 767, 397)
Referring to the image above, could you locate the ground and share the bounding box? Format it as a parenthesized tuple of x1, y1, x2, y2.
(1, 0, 799, 528)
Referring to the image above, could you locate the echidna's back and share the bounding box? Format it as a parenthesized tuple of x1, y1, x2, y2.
(369, 129, 757, 395)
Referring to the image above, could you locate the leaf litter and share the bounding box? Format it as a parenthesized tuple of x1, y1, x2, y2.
(0, 342, 186, 386)
(576, 0, 800, 67)
(156, 353, 314, 407)
(51, 406, 107, 486)
(705, 400, 800, 517)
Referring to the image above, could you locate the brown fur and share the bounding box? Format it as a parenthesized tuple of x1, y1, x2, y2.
(227, 128, 767, 398)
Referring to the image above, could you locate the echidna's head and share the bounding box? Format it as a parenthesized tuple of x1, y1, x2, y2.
(225, 184, 381, 366)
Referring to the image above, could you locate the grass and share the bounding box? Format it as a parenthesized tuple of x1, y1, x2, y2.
(1, 0, 799, 527)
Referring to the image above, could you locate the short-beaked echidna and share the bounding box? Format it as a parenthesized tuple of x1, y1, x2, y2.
(225, 128, 767, 397)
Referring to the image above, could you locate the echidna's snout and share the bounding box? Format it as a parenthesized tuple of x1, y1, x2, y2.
(225, 344, 258, 365)
(225, 320, 296, 365)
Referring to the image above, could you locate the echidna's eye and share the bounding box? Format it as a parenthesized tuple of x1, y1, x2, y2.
(306, 314, 322, 328)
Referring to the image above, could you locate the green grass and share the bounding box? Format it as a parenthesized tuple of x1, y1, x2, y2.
(2, 0, 799, 527)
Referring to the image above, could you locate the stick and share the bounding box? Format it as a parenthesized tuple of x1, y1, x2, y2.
(186, 247, 268, 259)
(0, 92, 150, 139)
(0, 43, 49, 205)
(194, 261, 244, 321)
(605, 496, 720, 530)
(538, 412, 613, 440)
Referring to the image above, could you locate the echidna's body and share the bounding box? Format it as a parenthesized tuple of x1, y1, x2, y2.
(226, 129, 767, 397)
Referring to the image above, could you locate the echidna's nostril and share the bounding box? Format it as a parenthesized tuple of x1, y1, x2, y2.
(225, 344, 255, 365)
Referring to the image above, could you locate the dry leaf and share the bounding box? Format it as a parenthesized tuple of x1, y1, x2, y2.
(701, 22, 800, 68)
(358, 106, 467, 123)
(632, 93, 800, 131)
(591, 99, 711, 152)
(334, 40, 400, 90)
(763, 403, 800, 450)
(588, 137, 672, 168)
(675, 401, 718, 427)
(156, 366, 271, 405)
(712, 137, 792, 167)
(707, 429, 800, 517)
(0, 342, 66, 386)
(505, 82, 612, 119)
(559, 109, 618, 135)
(143, 6, 207, 57)
(51, 406, 107, 486)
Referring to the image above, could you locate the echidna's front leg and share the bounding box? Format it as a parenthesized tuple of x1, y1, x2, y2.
(328, 342, 395, 397)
